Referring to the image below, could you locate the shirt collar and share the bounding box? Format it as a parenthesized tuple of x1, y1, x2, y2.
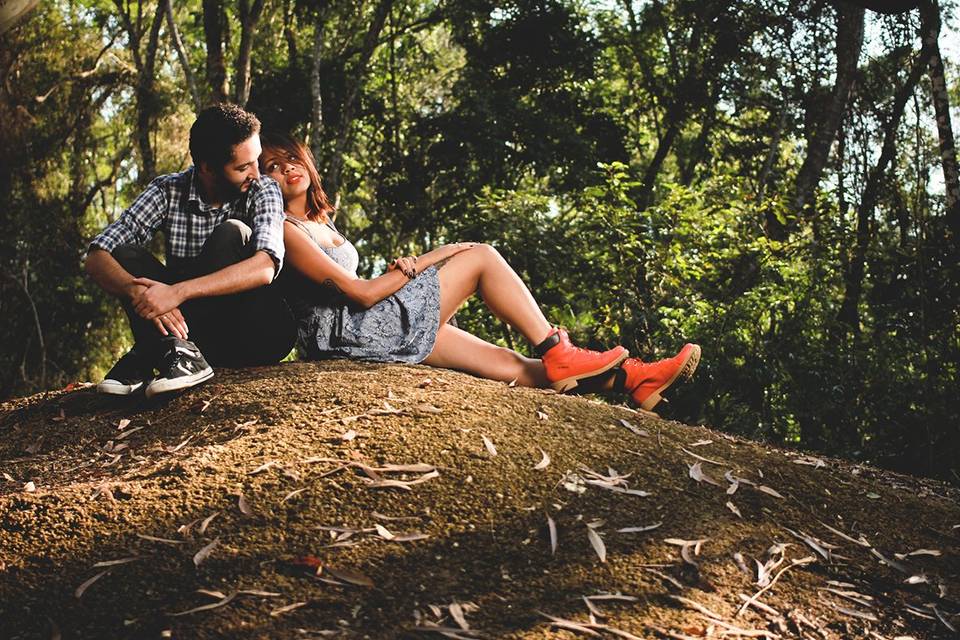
(186, 166, 234, 215)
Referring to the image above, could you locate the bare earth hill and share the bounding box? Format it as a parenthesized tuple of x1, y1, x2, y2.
(1, 361, 958, 639)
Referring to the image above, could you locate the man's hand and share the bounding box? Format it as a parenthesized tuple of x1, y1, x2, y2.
(131, 277, 185, 320)
(153, 307, 189, 339)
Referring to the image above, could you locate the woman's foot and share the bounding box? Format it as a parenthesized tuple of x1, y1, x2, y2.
(537, 328, 629, 392)
(615, 344, 701, 411)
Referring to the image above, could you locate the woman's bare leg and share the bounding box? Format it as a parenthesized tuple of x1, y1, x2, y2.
(423, 324, 549, 387)
(431, 244, 615, 391)
(435, 244, 552, 344)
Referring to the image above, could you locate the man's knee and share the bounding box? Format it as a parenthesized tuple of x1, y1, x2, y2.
(111, 244, 163, 277)
(196, 220, 254, 272)
(207, 220, 252, 250)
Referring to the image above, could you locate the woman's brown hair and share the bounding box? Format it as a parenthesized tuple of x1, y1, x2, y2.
(259, 132, 335, 222)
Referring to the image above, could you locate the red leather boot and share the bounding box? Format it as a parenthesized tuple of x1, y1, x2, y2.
(614, 344, 701, 411)
(537, 328, 629, 392)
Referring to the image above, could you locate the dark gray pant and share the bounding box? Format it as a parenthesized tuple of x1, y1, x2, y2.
(112, 220, 296, 367)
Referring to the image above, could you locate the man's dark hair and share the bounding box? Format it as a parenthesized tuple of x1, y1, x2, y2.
(189, 103, 261, 169)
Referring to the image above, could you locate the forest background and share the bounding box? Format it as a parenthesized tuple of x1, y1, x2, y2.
(0, 0, 957, 483)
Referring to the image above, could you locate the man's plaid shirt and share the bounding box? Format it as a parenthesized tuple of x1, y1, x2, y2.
(89, 167, 285, 276)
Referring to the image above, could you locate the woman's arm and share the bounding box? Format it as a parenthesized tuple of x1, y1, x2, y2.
(415, 243, 479, 270)
(284, 222, 411, 309)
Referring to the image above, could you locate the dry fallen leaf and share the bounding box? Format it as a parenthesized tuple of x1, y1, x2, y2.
(92, 557, 140, 568)
(23, 481, 36, 493)
(449, 601, 470, 630)
(116, 427, 143, 441)
(586, 526, 606, 563)
(198, 512, 220, 535)
(75, 569, 110, 598)
(136, 533, 185, 545)
(248, 461, 278, 475)
(238, 494, 253, 516)
(688, 462, 720, 486)
(533, 448, 551, 470)
(726, 501, 742, 518)
(481, 435, 497, 457)
(756, 485, 784, 499)
(618, 419, 649, 437)
(193, 538, 219, 567)
(895, 548, 941, 559)
(374, 524, 396, 540)
(390, 531, 430, 542)
(164, 435, 193, 454)
(616, 522, 662, 534)
(169, 593, 235, 617)
(536, 409, 549, 421)
(270, 601, 308, 617)
(416, 403, 443, 414)
(378, 463, 436, 473)
(547, 514, 558, 555)
(341, 429, 358, 442)
(281, 488, 307, 504)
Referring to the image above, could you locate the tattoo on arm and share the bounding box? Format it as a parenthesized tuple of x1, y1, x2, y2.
(433, 257, 452, 271)
(321, 278, 344, 295)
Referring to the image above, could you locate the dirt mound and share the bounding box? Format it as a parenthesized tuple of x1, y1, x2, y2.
(1, 361, 958, 639)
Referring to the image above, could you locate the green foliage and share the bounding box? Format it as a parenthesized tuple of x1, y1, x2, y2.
(1, 0, 958, 483)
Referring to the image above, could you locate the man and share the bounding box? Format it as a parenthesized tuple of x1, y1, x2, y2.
(86, 103, 296, 397)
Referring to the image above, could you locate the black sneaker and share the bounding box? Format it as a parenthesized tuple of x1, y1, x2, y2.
(144, 338, 214, 398)
(97, 349, 152, 395)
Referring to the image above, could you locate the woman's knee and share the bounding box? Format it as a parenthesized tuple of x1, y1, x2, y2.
(458, 243, 501, 268)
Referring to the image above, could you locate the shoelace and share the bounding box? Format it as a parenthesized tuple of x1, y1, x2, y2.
(160, 346, 197, 374)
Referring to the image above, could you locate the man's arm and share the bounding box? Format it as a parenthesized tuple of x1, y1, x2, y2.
(130, 250, 275, 320)
(86, 248, 190, 339)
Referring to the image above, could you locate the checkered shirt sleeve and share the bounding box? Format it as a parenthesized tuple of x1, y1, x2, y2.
(88, 177, 167, 254)
(246, 178, 286, 277)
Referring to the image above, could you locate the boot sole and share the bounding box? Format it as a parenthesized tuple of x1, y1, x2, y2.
(97, 380, 144, 396)
(551, 350, 629, 393)
(144, 368, 214, 398)
(637, 344, 700, 411)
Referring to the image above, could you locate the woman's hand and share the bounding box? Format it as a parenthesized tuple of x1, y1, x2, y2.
(387, 255, 418, 278)
(416, 243, 479, 270)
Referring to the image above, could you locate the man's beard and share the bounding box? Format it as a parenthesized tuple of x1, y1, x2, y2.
(214, 172, 250, 201)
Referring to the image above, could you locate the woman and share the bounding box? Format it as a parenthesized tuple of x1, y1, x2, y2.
(259, 133, 699, 410)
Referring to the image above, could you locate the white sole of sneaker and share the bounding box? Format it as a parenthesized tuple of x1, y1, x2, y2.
(144, 368, 214, 398)
(550, 350, 630, 393)
(96, 380, 144, 395)
(638, 344, 701, 411)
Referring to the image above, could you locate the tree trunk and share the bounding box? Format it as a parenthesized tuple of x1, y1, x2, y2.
(115, 0, 165, 183)
(203, 0, 229, 102)
(788, 3, 865, 238)
(837, 16, 932, 332)
(919, 0, 960, 238)
(326, 0, 393, 199)
(680, 102, 717, 187)
(638, 115, 682, 208)
(309, 14, 325, 164)
(757, 108, 788, 199)
(234, 0, 266, 106)
(164, 0, 202, 113)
